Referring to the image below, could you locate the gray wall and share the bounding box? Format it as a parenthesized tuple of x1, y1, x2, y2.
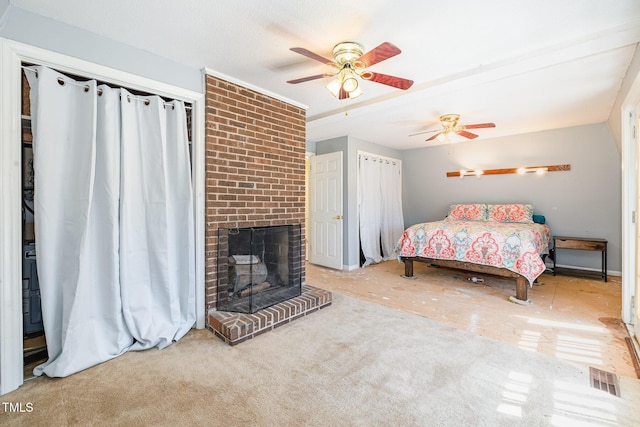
(0, 6, 202, 93)
(0, 1, 9, 21)
(305, 140, 317, 153)
(316, 136, 403, 269)
(402, 123, 622, 272)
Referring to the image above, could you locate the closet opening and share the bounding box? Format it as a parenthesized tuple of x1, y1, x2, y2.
(21, 68, 46, 379)
(19, 63, 194, 380)
(357, 152, 405, 268)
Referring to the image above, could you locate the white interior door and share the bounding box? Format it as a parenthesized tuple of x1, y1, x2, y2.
(309, 152, 343, 270)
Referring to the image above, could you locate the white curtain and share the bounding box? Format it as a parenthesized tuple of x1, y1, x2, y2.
(358, 154, 405, 266)
(359, 156, 382, 266)
(380, 160, 405, 260)
(26, 66, 195, 377)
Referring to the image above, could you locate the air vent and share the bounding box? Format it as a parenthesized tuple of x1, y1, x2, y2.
(589, 367, 620, 397)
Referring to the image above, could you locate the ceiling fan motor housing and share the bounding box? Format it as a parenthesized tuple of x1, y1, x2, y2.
(332, 42, 364, 65)
(440, 114, 461, 130)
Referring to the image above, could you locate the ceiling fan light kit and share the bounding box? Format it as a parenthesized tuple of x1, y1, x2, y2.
(436, 130, 459, 143)
(288, 41, 414, 101)
(325, 59, 363, 99)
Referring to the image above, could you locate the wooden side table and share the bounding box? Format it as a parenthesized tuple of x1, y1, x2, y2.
(552, 236, 607, 282)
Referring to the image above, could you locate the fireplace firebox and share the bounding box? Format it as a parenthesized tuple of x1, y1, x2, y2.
(217, 225, 302, 313)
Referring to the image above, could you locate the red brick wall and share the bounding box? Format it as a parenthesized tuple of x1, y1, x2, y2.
(205, 74, 306, 311)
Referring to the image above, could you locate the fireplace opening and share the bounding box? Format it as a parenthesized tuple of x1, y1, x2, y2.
(217, 225, 302, 313)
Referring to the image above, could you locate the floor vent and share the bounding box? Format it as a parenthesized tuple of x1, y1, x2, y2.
(589, 367, 621, 397)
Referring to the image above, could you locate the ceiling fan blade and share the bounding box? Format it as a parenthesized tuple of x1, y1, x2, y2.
(409, 129, 439, 137)
(287, 74, 328, 84)
(463, 123, 496, 129)
(366, 72, 414, 90)
(290, 47, 334, 65)
(458, 130, 479, 139)
(357, 42, 401, 67)
(426, 132, 442, 142)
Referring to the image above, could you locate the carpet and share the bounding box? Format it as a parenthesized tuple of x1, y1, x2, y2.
(2, 292, 639, 426)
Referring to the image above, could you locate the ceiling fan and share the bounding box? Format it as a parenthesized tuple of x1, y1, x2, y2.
(287, 41, 414, 100)
(411, 114, 496, 142)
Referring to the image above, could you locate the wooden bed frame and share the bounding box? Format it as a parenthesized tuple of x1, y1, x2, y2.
(402, 257, 531, 304)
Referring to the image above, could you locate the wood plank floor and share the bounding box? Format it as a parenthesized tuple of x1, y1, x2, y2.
(305, 260, 639, 379)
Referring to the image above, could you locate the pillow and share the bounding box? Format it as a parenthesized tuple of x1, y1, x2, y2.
(487, 204, 534, 223)
(445, 204, 487, 221)
(532, 214, 546, 224)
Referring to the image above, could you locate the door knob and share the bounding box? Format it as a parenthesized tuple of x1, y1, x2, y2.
(333, 215, 343, 220)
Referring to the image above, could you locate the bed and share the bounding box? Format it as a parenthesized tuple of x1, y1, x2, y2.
(395, 203, 551, 304)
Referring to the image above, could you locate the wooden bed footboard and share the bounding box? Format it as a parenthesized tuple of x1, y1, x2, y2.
(402, 257, 530, 303)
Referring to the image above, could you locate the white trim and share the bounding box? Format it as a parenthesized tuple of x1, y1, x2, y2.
(344, 264, 360, 271)
(192, 68, 206, 330)
(621, 107, 638, 324)
(620, 60, 640, 326)
(625, 323, 640, 368)
(551, 264, 622, 277)
(203, 67, 308, 110)
(0, 38, 206, 395)
(0, 37, 26, 396)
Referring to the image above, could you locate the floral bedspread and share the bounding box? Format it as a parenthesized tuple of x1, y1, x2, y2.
(394, 220, 551, 285)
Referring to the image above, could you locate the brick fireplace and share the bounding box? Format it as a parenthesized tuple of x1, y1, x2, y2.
(205, 74, 331, 344)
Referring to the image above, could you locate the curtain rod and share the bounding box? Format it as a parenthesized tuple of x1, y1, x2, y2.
(357, 151, 401, 165)
(21, 65, 192, 110)
(359, 156, 398, 165)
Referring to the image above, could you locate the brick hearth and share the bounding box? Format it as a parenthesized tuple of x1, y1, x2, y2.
(208, 285, 332, 345)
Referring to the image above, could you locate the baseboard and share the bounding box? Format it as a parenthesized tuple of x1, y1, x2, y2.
(545, 262, 621, 277)
(343, 261, 621, 275)
(624, 324, 640, 378)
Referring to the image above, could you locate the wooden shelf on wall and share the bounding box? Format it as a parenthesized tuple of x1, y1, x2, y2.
(446, 164, 571, 178)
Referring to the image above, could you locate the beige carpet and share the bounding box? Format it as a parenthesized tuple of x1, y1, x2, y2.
(3, 292, 640, 426)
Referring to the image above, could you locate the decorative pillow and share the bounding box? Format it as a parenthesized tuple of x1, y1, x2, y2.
(532, 214, 546, 224)
(445, 204, 487, 221)
(487, 204, 534, 223)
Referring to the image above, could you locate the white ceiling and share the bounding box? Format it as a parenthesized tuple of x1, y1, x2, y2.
(10, 0, 640, 150)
